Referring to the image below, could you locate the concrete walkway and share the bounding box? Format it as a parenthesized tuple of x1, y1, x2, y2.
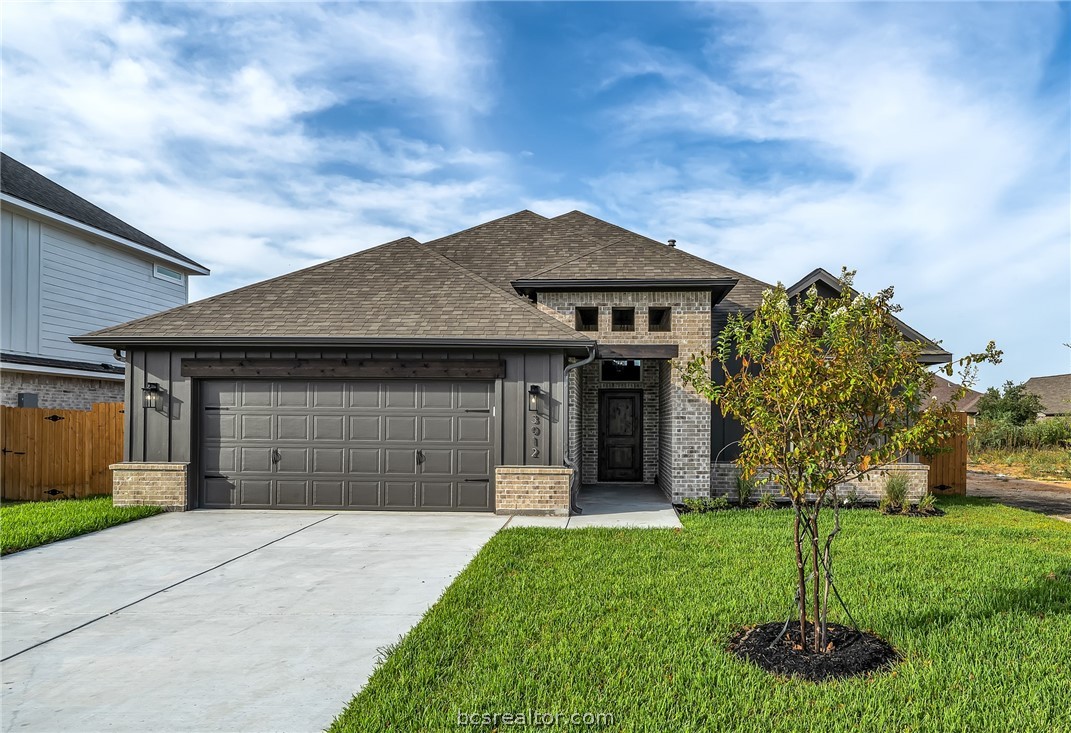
(1, 492, 680, 732)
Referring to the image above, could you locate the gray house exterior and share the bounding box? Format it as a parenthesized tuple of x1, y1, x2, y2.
(76, 210, 947, 514)
(1, 153, 208, 410)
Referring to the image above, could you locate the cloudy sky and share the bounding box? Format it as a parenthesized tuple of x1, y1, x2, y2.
(3, 2, 1068, 387)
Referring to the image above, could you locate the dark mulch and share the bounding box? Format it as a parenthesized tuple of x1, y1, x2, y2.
(727, 622, 900, 681)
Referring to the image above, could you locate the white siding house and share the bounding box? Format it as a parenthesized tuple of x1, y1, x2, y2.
(1, 154, 208, 409)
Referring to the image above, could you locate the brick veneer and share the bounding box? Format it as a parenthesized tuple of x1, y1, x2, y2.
(1, 371, 123, 410)
(711, 462, 930, 503)
(538, 290, 712, 502)
(495, 466, 572, 516)
(110, 462, 189, 511)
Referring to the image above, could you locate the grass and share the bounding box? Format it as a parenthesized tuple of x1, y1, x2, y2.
(0, 496, 164, 555)
(332, 499, 1071, 733)
(971, 448, 1071, 485)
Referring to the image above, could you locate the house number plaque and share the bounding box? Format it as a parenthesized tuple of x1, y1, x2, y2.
(530, 414, 542, 459)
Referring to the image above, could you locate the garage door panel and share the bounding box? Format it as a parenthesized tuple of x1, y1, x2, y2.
(385, 481, 416, 508)
(313, 415, 345, 440)
(239, 414, 272, 440)
(239, 479, 272, 507)
(457, 416, 491, 442)
(350, 416, 381, 441)
(347, 481, 380, 507)
(202, 379, 493, 510)
(385, 416, 417, 441)
(458, 480, 490, 509)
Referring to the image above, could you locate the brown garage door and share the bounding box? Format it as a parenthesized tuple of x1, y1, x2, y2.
(200, 379, 494, 510)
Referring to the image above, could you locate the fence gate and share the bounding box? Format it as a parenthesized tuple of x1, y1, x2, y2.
(1, 402, 124, 501)
(923, 411, 968, 494)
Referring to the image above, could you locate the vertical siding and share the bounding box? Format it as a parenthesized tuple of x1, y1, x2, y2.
(1, 209, 41, 355)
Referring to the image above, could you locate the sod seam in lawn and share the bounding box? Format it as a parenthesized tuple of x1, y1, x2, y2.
(331, 498, 1071, 733)
(1, 496, 164, 555)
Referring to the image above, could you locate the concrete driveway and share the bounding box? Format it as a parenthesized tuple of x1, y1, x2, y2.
(1, 510, 507, 733)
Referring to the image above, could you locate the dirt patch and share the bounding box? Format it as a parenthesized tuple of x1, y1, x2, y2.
(728, 622, 900, 681)
(968, 471, 1071, 521)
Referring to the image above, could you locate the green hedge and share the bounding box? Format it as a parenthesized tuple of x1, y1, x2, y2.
(969, 417, 1071, 451)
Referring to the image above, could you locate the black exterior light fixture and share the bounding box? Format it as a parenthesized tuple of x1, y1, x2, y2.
(142, 382, 162, 410)
(528, 384, 542, 411)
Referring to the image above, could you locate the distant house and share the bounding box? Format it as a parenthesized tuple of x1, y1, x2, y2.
(1023, 374, 1071, 419)
(927, 374, 983, 424)
(1, 153, 208, 410)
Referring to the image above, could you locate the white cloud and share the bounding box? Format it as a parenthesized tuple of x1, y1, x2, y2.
(1, 2, 513, 297)
(590, 3, 1070, 386)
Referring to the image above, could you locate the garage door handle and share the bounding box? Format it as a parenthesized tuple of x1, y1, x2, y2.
(464, 478, 488, 482)
(417, 450, 425, 464)
(204, 474, 227, 479)
(271, 448, 281, 464)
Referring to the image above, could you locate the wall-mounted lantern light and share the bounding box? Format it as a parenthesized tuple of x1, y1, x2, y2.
(528, 384, 542, 412)
(142, 382, 162, 410)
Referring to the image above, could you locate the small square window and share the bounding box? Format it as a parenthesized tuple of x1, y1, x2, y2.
(611, 307, 635, 332)
(575, 307, 599, 331)
(602, 360, 642, 381)
(649, 306, 672, 332)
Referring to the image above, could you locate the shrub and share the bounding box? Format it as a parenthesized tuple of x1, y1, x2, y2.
(880, 472, 910, 514)
(917, 493, 937, 515)
(970, 417, 1071, 452)
(682, 496, 732, 513)
(755, 492, 776, 510)
(842, 487, 862, 508)
(735, 474, 756, 506)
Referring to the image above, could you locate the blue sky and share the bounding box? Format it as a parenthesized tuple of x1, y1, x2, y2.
(3, 2, 1069, 388)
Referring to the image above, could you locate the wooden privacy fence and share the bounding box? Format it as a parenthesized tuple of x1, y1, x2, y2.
(1, 402, 124, 501)
(923, 411, 968, 494)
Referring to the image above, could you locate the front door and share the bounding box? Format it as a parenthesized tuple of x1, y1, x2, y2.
(598, 390, 643, 482)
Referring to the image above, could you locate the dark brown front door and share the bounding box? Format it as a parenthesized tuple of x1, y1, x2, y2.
(599, 390, 643, 482)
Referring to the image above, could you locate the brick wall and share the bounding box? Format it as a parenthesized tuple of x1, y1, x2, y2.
(537, 290, 712, 501)
(710, 462, 930, 503)
(111, 462, 189, 511)
(495, 466, 572, 516)
(1, 370, 124, 410)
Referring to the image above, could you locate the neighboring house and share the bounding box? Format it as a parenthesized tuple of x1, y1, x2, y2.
(926, 374, 983, 424)
(76, 210, 947, 514)
(1023, 374, 1071, 419)
(1, 154, 208, 410)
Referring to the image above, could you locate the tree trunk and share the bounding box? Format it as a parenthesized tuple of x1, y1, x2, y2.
(793, 505, 807, 646)
(810, 507, 821, 652)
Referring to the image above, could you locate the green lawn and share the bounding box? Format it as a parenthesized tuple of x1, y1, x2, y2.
(0, 496, 164, 555)
(332, 499, 1071, 732)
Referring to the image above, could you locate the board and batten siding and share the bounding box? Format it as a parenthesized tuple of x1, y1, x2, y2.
(1, 208, 188, 364)
(125, 349, 568, 498)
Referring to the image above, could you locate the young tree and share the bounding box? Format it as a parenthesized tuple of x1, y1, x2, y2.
(682, 270, 999, 653)
(975, 381, 1043, 425)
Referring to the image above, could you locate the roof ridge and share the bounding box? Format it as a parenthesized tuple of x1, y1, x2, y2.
(419, 245, 589, 341)
(81, 237, 420, 338)
(422, 209, 547, 247)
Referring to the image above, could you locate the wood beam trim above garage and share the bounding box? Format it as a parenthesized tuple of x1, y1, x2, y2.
(180, 358, 506, 379)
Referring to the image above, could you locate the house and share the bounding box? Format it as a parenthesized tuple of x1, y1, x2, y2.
(1023, 374, 1071, 419)
(1, 154, 208, 410)
(74, 210, 946, 514)
(926, 374, 983, 424)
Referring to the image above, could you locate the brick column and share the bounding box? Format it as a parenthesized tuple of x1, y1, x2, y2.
(110, 462, 189, 511)
(495, 466, 572, 516)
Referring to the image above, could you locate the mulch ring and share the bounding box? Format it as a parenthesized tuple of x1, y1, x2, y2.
(727, 622, 900, 681)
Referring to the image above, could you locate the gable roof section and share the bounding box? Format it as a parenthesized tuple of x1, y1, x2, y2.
(787, 267, 951, 363)
(74, 237, 591, 347)
(1024, 374, 1071, 416)
(1, 153, 206, 272)
(927, 374, 983, 413)
(548, 211, 771, 315)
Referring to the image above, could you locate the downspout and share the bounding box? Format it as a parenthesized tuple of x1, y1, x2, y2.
(563, 345, 597, 515)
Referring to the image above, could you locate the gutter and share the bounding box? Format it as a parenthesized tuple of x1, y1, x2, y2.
(562, 344, 597, 515)
(70, 335, 597, 350)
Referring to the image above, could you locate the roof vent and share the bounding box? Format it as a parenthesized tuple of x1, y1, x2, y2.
(667, 239, 676, 247)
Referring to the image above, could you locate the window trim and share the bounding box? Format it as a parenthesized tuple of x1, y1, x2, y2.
(153, 263, 185, 284)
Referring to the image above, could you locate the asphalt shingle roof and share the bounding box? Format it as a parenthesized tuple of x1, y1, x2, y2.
(1, 153, 205, 271)
(77, 237, 589, 344)
(927, 374, 983, 413)
(1024, 374, 1071, 416)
